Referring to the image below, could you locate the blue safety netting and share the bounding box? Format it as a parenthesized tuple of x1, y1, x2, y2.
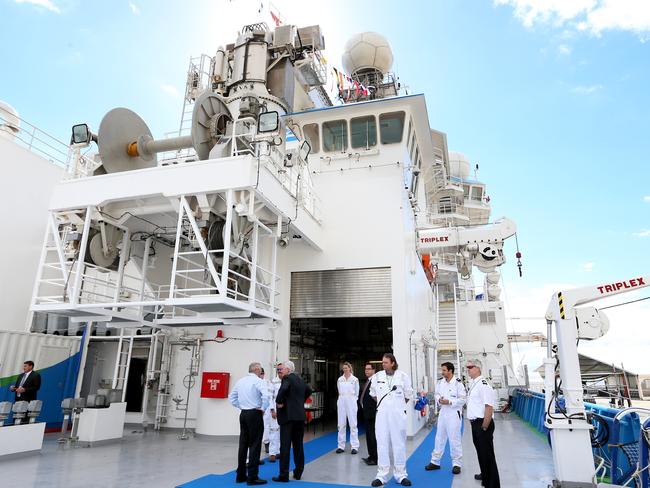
(512, 388, 644, 485)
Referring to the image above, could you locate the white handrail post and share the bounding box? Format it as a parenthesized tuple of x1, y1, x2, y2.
(169, 197, 186, 300)
(221, 190, 234, 293)
(113, 229, 131, 308)
(72, 207, 93, 305)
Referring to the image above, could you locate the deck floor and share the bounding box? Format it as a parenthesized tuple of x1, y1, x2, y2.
(0, 413, 554, 487)
(452, 413, 555, 487)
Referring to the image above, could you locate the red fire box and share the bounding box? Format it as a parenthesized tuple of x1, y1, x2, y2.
(200, 372, 230, 398)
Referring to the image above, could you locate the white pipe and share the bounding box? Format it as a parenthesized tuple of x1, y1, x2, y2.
(143, 135, 193, 155)
(74, 322, 94, 398)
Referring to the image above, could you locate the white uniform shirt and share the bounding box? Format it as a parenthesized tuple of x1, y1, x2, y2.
(370, 370, 414, 411)
(337, 374, 360, 398)
(435, 376, 466, 412)
(466, 375, 495, 420)
(228, 373, 270, 411)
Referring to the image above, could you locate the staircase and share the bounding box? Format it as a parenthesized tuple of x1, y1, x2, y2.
(111, 329, 134, 401)
(436, 298, 460, 374)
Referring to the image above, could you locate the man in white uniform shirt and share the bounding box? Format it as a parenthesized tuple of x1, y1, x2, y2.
(229, 362, 270, 485)
(425, 361, 466, 474)
(465, 359, 500, 488)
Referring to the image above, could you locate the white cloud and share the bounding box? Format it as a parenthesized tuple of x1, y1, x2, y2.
(633, 229, 650, 237)
(14, 0, 60, 13)
(582, 261, 595, 271)
(160, 84, 180, 97)
(129, 2, 140, 15)
(571, 84, 603, 94)
(495, 0, 650, 39)
(558, 43, 572, 55)
(643, 195, 650, 202)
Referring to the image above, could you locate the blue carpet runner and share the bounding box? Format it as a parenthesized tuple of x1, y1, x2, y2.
(177, 427, 455, 488)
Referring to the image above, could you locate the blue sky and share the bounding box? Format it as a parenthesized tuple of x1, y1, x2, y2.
(1, 0, 649, 370)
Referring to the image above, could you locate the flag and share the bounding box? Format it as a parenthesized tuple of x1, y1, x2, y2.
(270, 9, 281, 26)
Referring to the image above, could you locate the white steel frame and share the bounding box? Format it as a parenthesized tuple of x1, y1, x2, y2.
(31, 192, 282, 327)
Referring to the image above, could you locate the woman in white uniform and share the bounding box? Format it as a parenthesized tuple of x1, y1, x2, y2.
(336, 362, 360, 454)
(370, 353, 413, 487)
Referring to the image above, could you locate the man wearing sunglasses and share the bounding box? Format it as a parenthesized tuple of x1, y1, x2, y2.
(465, 359, 500, 488)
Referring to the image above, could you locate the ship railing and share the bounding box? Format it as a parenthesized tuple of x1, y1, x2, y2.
(170, 248, 280, 314)
(65, 149, 101, 179)
(34, 257, 156, 309)
(258, 145, 321, 222)
(455, 284, 486, 302)
(1, 106, 71, 168)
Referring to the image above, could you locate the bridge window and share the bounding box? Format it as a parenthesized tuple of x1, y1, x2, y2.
(350, 116, 377, 149)
(303, 123, 320, 153)
(323, 119, 348, 152)
(471, 186, 484, 202)
(379, 111, 405, 144)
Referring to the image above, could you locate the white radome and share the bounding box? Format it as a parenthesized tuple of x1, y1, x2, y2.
(448, 151, 471, 179)
(342, 32, 393, 76)
(0, 101, 20, 141)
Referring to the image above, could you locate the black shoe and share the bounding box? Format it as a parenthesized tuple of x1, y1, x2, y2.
(366, 459, 377, 466)
(247, 479, 267, 486)
(474, 474, 483, 480)
(425, 463, 440, 471)
(371, 480, 383, 487)
(336, 448, 344, 453)
(272, 476, 289, 483)
(351, 449, 358, 455)
(236, 477, 247, 484)
(400, 479, 412, 487)
(452, 466, 461, 475)
(293, 472, 302, 480)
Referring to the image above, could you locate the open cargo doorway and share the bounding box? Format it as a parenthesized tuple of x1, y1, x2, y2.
(289, 268, 393, 425)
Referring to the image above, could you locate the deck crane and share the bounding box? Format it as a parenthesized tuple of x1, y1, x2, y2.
(417, 217, 517, 277)
(544, 276, 650, 487)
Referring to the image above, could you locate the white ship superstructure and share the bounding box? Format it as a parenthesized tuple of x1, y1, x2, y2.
(2, 20, 522, 437)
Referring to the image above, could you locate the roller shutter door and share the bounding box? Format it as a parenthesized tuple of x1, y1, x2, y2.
(290, 267, 391, 318)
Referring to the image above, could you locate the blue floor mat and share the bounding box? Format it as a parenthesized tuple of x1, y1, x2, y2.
(177, 427, 455, 488)
(176, 430, 339, 488)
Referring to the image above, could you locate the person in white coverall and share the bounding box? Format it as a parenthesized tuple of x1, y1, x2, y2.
(266, 364, 283, 462)
(262, 368, 271, 450)
(425, 361, 466, 475)
(370, 353, 414, 487)
(336, 362, 360, 454)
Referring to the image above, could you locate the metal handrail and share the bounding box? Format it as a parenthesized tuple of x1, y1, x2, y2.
(1, 106, 70, 167)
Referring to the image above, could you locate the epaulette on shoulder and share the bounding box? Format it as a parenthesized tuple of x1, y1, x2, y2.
(456, 378, 461, 382)
(482, 380, 488, 385)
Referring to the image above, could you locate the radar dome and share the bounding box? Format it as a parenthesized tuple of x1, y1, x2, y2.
(342, 32, 393, 77)
(0, 101, 20, 141)
(448, 151, 471, 179)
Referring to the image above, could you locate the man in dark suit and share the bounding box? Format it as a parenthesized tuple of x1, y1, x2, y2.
(272, 360, 313, 483)
(9, 360, 41, 403)
(359, 362, 378, 466)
